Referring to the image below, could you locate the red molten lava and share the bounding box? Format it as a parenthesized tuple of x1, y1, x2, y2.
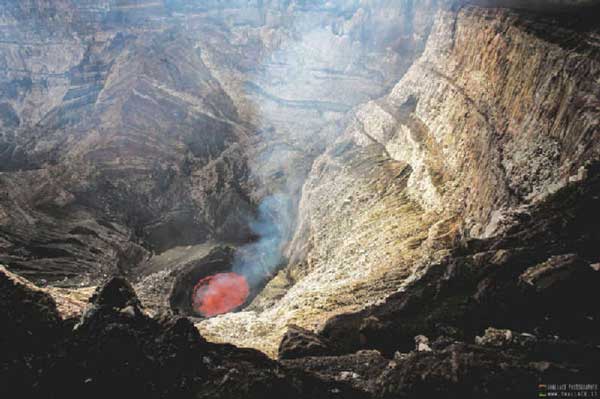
(192, 272, 250, 317)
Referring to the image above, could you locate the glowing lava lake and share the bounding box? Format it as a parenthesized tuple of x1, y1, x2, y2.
(191, 272, 250, 317)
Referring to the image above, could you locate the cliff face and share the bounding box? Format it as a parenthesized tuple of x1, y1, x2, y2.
(198, 3, 600, 355)
(0, 0, 253, 282)
(353, 5, 600, 236)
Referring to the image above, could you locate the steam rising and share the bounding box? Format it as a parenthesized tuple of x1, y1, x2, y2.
(228, 5, 363, 289)
(227, 0, 436, 291)
(233, 194, 294, 286)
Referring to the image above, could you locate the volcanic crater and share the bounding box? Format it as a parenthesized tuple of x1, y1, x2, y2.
(1, 0, 600, 398)
(168, 246, 267, 319)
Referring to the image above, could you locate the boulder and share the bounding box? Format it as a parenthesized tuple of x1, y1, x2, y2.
(475, 328, 537, 348)
(519, 254, 591, 293)
(279, 325, 335, 360)
(414, 335, 432, 352)
(89, 276, 141, 309)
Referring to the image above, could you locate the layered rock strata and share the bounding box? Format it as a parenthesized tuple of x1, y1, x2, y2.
(197, 2, 600, 355)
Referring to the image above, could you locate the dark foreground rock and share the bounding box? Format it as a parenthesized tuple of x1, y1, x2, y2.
(282, 350, 390, 394)
(279, 325, 337, 360)
(375, 341, 596, 399)
(0, 272, 365, 399)
(284, 331, 600, 399)
(0, 267, 67, 395)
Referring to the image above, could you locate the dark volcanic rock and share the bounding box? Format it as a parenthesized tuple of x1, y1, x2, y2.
(0, 266, 62, 347)
(0, 270, 366, 399)
(279, 324, 336, 360)
(66, 293, 208, 398)
(0, 267, 66, 397)
(282, 331, 600, 398)
(474, 327, 600, 368)
(282, 350, 390, 395)
(375, 342, 593, 399)
(196, 345, 367, 399)
(475, 327, 537, 348)
(518, 254, 592, 293)
(88, 276, 141, 309)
